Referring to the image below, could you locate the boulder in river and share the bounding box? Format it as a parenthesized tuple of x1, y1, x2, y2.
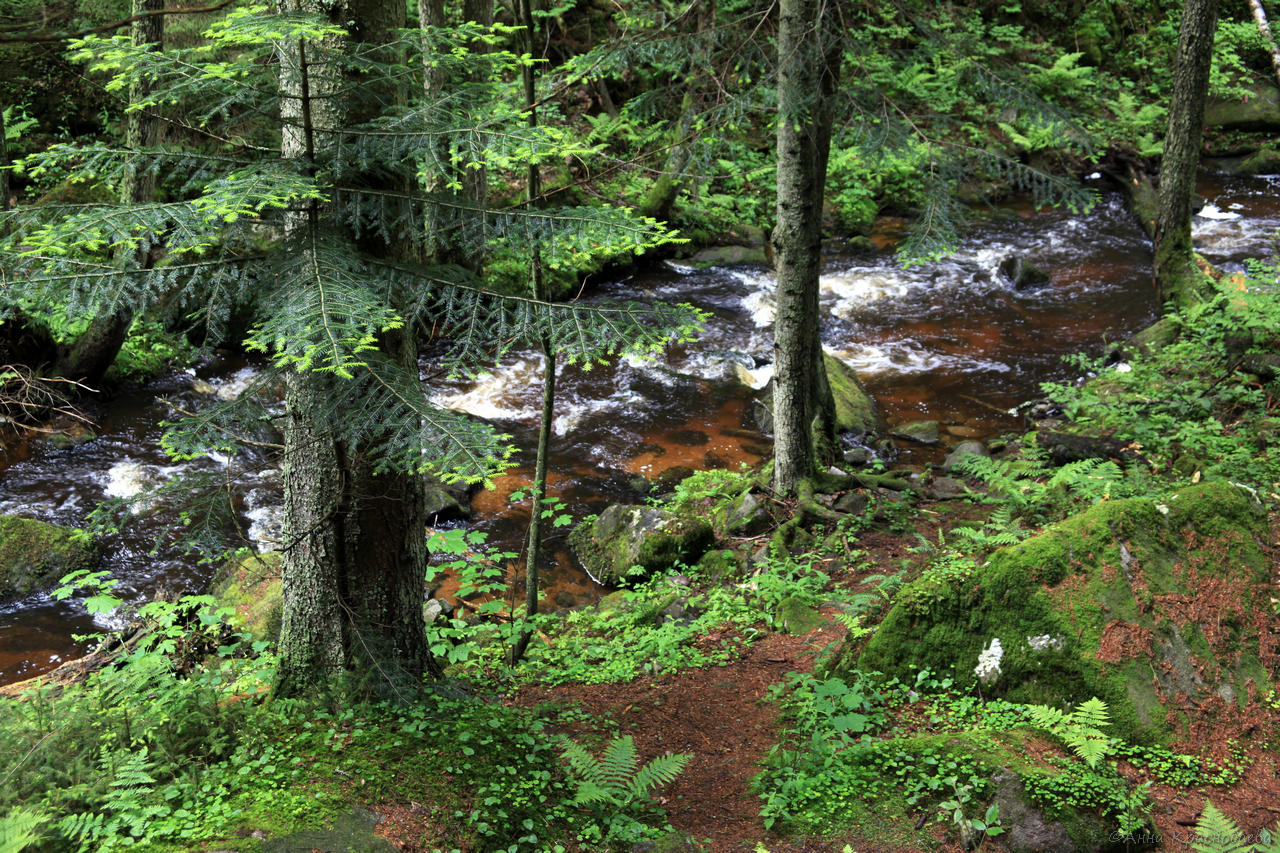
(749, 353, 879, 438)
(998, 256, 1051, 291)
(0, 515, 102, 602)
(856, 482, 1273, 743)
(891, 420, 940, 445)
(569, 504, 714, 587)
(825, 352, 880, 437)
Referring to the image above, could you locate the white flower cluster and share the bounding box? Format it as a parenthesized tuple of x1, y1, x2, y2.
(974, 637, 1003, 685)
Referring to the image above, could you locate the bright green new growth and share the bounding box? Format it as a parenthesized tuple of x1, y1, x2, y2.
(561, 735, 689, 809)
(1024, 697, 1112, 768)
(1193, 801, 1280, 853)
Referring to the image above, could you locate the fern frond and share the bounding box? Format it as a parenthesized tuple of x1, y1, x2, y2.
(0, 808, 48, 853)
(627, 751, 690, 800)
(1193, 801, 1252, 853)
(596, 734, 640, 792)
(1072, 697, 1110, 730)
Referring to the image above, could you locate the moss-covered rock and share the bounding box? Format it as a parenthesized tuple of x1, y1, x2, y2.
(568, 504, 714, 587)
(857, 482, 1273, 743)
(0, 515, 102, 602)
(211, 551, 282, 643)
(1204, 84, 1280, 131)
(824, 351, 880, 436)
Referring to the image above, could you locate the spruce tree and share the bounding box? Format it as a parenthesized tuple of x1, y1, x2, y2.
(0, 3, 701, 695)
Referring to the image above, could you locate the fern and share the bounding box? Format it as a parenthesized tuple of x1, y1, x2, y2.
(0, 809, 47, 853)
(1025, 698, 1112, 769)
(561, 735, 689, 810)
(1194, 802, 1253, 853)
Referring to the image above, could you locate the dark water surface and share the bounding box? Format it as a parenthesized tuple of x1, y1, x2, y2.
(2, 174, 1277, 685)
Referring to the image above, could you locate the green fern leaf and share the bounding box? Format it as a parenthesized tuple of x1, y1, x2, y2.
(1192, 801, 1252, 853)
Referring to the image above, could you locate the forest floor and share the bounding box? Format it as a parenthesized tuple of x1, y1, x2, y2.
(368, 513, 1280, 853)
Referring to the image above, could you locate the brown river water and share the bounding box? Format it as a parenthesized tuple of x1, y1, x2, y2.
(2, 173, 1278, 686)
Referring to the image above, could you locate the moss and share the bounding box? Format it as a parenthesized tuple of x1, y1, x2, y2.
(0, 515, 102, 601)
(568, 505, 714, 587)
(857, 483, 1271, 743)
(774, 595, 825, 635)
(823, 351, 880, 436)
(211, 552, 283, 643)
(694, 548, 743, 579)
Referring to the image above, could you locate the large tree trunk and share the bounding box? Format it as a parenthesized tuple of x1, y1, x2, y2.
(57, 0, 164, 385)
(770, 0, 841, 496)
(1154, 0, 1218, 309)
(275, 0, 435, 698)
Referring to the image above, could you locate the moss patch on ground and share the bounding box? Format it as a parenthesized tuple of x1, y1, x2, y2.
(0, 515, 102, 601)
(857, 482, 1274, 743)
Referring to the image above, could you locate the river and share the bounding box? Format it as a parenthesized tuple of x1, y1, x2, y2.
(2, 172, 1277, 686)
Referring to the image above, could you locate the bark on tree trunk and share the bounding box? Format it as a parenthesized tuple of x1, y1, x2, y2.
(771, 0, 841, 496)
(275, 0, 435, 697)
(1154, 0, 1218, 309)
(57, 0, 164, 385)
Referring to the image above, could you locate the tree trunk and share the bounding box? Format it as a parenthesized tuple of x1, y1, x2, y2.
(770, 0, 841, 496)
(1154, 0, 1218, 309)
(57, 0, 164, 385)
(275, 0, 435, 698)
(1248, 0, 1280, 88)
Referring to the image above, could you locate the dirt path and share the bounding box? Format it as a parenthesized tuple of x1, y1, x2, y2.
(512, 617, 910, 853)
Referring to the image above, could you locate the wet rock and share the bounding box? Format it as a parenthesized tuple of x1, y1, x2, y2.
(833, 491, 869, 515)
(857, 482, 1271, 743)
(685, 244, 768, 268)
(211, 552, 282, 642)
(825, 352, 880, 436)
(891, 420, 940, 445)
(943, 424, 985, 439)
(842, 444, 874, 466)
(943, 440, 989, 471)
(719, 491, 772, 538)
(569, 504, 714, 587)
(554, 590, 578, 608)
(653, 465, 697, 494)
(998, 256, 1051, 291)
(39, 425, 97, 449)
(424, 475, 474, 523)
(989, 769, 1126, 853)
(0, 516, 102, 602)
(927, 476, 969, 500)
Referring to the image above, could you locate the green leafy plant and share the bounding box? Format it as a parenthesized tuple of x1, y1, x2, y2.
(1024, 697, 1112, 768)
(1192, 801, 1280, 853)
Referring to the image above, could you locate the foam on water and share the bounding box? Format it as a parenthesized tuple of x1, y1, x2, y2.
(829, 341, 1012, 377)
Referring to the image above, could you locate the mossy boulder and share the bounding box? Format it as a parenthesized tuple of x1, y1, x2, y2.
(211, 551, 282, 642)
(1205, 84, 1280, 131)
(857, 482, 1273, 743)
(569, 504, 714, 587)
(824, 351, 880, 436)
(0, 515, 102, 602)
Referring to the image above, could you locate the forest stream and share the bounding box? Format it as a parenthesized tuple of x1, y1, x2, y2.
(2, 172, 1278, 687)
